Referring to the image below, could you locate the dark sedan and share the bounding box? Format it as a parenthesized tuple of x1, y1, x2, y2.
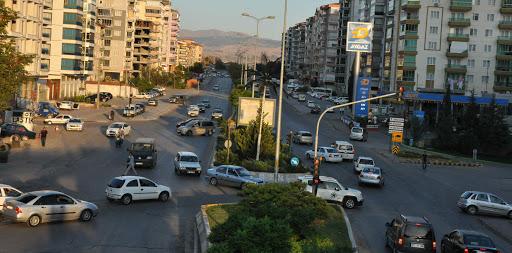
(441, 229, 499, 253)
(310, 105, 321, 114)
(0, 123, 37, 140)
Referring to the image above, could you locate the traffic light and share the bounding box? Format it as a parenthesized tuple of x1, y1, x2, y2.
(398, 86, 405, 102)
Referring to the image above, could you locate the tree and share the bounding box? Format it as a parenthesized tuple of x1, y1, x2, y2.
(434, 85, 455, 149)
(215, 58, 226, 70)
(477, 97, 510, 155)
(188, 62, 204, 74)
(457, 91, 480, 154)
(233, 105, 275, 161)
(0, 3, 33, 110)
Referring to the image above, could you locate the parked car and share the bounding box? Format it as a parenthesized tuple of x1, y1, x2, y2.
(307, 100, 316, 108)
(57, 101, 78, 110)
(128, 138, 157, 168)
(66, 118, 84, 131)
(358, 167, 384, 187)
(354, 156, 375, 173)
(305, 147, 343, 162)
(310, 105, 321, 114)
(105, 176, 171, 205)
(86, 92, 112, 103)
(292, 131, 313, 145)
(135, 103, 146, 113)
(177, 120, 215, 136)
(133, 92, 150, 99)
(350, 126, 367, 141)
(457, 191, 512, 218)
(187, 105, 200, 117)
(0, 184, 22, 211)
(105, 122, 131, 137)
(331, 141, 355, 161)
(206, 165, 264, 189)
(147, 99, 158, 106)
(385, 215, 437, 253)
(213, 85, 220, 91)
(0, 123, 37, 140)
(201, 99, 211, 108)
(441, 229, 499, 253)
(298, 176, 363, 209)
(197, 103, 207, 113)
(173, 151, 202, 176)
(169, 95, 185, 104)
(44, 114, 73, 125)
(211, 108, 223, 120)
(2, 191, 98, 227)
(176, 118, 202, 128)
(37, 102, 59, 118)
(333, 97, 349, 105)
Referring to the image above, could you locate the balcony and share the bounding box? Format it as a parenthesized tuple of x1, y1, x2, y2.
(495, 66, 512, 75)
(445, 64, 467, 73)
(400, 30, 419, 40)
(397, 79, 416, 87)
(40, 63, 49, 71)
(496, 50, 512, 60)
(500, 0, 512, 14)
(450, 0, 472, 12)
(494, 83, 512, 92)
(447, 33, 469, 42)
(448, 18, 470, 27)
(446, 50, 468, 58)
(400, 16, 420, 25)
(400, 61, 416, 71)
(399, 45, 417, 55)
(498, 21, 512, 30)
(401, 0, 420, 11)
(497, 36, 512, 45)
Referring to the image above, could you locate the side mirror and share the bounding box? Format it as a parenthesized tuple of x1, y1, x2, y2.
(334, 187, 340, 191)
(385, 222, 391, 227)
(345, 187, 349, 190)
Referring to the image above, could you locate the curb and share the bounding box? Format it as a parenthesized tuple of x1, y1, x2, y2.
(332, 204, 358, 253)
(398, 158, 482, 167)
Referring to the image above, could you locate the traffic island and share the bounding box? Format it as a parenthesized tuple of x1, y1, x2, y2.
(393, 148, 483, 167)
(195, 183, 356, 253)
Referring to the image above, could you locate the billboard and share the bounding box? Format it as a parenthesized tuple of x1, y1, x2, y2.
(354, 77, 370, 118)
(346, 22, 373, 52)
(237, 97, 276, 127)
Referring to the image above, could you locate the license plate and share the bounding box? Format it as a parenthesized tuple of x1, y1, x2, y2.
(188, 170, 196, 174)
(410, 243, 424, 249)
(6, 205, 13, 210)
(135, 162, 143, 165)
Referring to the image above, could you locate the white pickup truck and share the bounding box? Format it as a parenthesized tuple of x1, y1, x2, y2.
(298, 176, 364, 209)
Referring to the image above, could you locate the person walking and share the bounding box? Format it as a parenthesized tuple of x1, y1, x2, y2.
(422, 152, 428, 171)
(40, 127, 48, 147)
(115, 132, 122, 148)
(124, 152, 137, 175)
(119, 128, 125, 147)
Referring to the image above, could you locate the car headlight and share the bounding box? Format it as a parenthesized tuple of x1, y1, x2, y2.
(147, 156, 153, 159)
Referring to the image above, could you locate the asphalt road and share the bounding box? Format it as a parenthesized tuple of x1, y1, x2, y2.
(0, 76, 239, 253)
(278, 91, 512, 253)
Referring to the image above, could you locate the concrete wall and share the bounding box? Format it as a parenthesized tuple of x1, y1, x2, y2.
(85, 82, 139, 98)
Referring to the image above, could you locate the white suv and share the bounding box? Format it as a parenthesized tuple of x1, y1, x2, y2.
(105, 176, 171, 205)
(354, 156, 375, 173)
(298, 176, 364, 209)
(173, 151, 202, 176)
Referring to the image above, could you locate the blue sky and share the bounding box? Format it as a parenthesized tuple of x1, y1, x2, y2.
(173, 0, 335, 41)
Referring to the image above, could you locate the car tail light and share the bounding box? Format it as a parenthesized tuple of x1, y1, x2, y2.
(432, 241, 436, 251)
(464, 249, 469, 253)
(398, 237, 404, 246)
(15, 207, 22, 214)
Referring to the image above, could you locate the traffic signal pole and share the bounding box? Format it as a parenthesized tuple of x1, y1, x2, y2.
(312, 91, 399, 196)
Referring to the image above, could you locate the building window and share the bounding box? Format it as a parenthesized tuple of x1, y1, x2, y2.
(487, 14, 494, 21)
(469, 44, 476, 52)
(474, 0, 480, 4)
(114, 30, 121, 37)
(115, 10, 122, 16)
(103, 50, 110, 57)
(104, 40, 111, 46)
(485, 29, 493, 36)
(63, 28, 81, 41)
(102, 60, 110, 66)
(64, 0, 83, 10)
(473, 13, 479, 21)
(466, 75, 474, 83)
(62, 43, 81, 56)
(482, 76, 489, 83)
(114, 20, 121, 27)
(488, 0, 495, 5)
(429, 26, 439, 34)
(104, 29, 112, 37)
(126, 52, 131, 57)
(468, 59, 475, 68)
(63, 13, 83, 26)
(126, 42, 131, 47)
(427, 57, 436, 65)
(470, 28, 478, 36)
(483, 60, 491, 68)
(61, 59, 81, 71)
(426, 72, 435, 81)
(428, 41, 437, 50)
(430, 10, 440, 19)
(484, 45, 492, 52)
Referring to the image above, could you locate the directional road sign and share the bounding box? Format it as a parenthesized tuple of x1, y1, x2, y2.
(392, 145, 400, 155)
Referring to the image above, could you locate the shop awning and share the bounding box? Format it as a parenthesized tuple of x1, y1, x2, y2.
(404, 92, 509, 106)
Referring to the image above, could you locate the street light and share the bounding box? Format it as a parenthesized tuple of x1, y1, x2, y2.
(241, 12, 275, 98)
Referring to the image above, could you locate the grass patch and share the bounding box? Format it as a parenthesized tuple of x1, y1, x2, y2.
(205, 204, 237, 229)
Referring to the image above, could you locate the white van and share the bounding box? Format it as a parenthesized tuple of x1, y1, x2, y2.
(123, 104, 137, 117)
(331, 141, 355, 161)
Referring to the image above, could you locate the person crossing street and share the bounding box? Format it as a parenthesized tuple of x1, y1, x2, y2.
(124, 152, 137, 175)
(422, 152, 428, 171)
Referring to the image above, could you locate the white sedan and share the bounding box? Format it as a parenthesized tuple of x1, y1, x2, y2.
(133, 93, 150, 99)
(306, 100, 317, 108)
(305, 147, 344, 162)
(105, 176, 171, 205)
(57, 101, 77, 110)
(354, 156, 375, 173)
(105, 122, 131, 137)
(0, 184, 22, 211)
(188, 105, 200, 117)
(66, 118, 84, 131)
(44, 114, 73, 125)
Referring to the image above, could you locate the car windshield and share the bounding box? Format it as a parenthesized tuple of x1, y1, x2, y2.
(363, 167, 380, 174)
(464, 235, 495, 247)
(108, 179, 125, 188)
(181, 155, 198, 162)
(462, 192, 473, 199)
(301, 132, 312, 137)
(131, 143, 153, 151)
(214, 109, 222, 113)
(110, 123, 123, 128)
(404, 224, 433, 239)
(16, 194, 37, 204)
(325, 148, 337, 153)
(352, 128, 363, 133)
(234, 167, 251, 177)
(69, 119, 81, 123)
(360, 159, 374, 165)
(339, 145, 353, 151)
(202, 100, 209, 104)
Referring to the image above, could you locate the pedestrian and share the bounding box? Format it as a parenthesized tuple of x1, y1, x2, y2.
(110, 110, 115, 121)
(422, 152, 428, 171)
(40, 127, 48, 147)
(124, 152, 137, 175)
(115, 132, 122, 148)
(119, 128, 125, 146)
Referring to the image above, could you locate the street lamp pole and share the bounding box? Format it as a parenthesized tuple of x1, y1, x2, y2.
(311, 92, 398, 196)
(273, 0, 288, 182)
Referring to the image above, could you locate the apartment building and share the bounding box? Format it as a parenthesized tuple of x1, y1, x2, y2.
(176, 39, 203, 67)
(285, 22, 306, 79)
(169, 9, 180, 70)
(5, 0, 45, 103)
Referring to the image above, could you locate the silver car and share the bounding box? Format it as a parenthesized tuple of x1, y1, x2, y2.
(174, 151, 202, 176)
(206, 165, 264, 190)
(2, 190, 99, 227)
(457, 191, 512, 218)
(293, 131, 313, 145)
(358, 167, 384, 187)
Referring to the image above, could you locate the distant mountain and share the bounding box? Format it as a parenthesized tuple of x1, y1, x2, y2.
(179, 29, 281, 62)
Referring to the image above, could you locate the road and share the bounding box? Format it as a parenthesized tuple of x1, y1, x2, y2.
(0, 76, 239, 253)
(278, 90, 512, 253)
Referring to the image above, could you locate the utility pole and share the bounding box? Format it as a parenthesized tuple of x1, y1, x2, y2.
(255, 85, 266, 161)
(96, 23, 106, 109)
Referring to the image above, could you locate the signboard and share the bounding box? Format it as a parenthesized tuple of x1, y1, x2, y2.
(388, 117, 405, 133)
(224, 140, 232, 149)
(389, 121, 405, 127)
(237, 97, 276, 127)
(392, 145, 400, 155)
(414, 110, 425, 122)
(290, 157, 300, 167)
(354, 77, 370, 118)
(346, 22, 373, 52)
(392, 132, 403, 143)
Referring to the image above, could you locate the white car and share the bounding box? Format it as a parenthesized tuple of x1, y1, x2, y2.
(44, 114, 73, 125)
(57, 101, 77, 110)
(354, 156, 375, 173)
(213, 85, 220, 91)
(305, 147, 343, 162)
(331, 141, 355, 161)
(350, 126, 367, 141)
(105, 176, 171, 205)
(298, 176, 364, 209)
(358, 167, 384, 186)
(105, 122, 131, 137)
(0, 184, 22, 211)
(334, 97, 349, 105)
(188, 105, 200, 117)
(211, 108, 223, 120)
(134, 92, 150, 99)
(173, 151, 202, 176)
(306, 100, 316, 108)
(66, 118, 84, 131)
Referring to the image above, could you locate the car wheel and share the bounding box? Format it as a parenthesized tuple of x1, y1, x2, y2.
(80, 209, 93, 222)
(27, 215, 41, 227)
(306, 153, 311, 159)
(175, 168, 180, 175)
(343, 197, 356, 209)
(467, 205, 478, 215)
(186, 131, 192, 136)
(121, 194, 132, 205)
(507, 211, 512, 219)
(158, 191, 170, 202)
(209, 177, 218, 186)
